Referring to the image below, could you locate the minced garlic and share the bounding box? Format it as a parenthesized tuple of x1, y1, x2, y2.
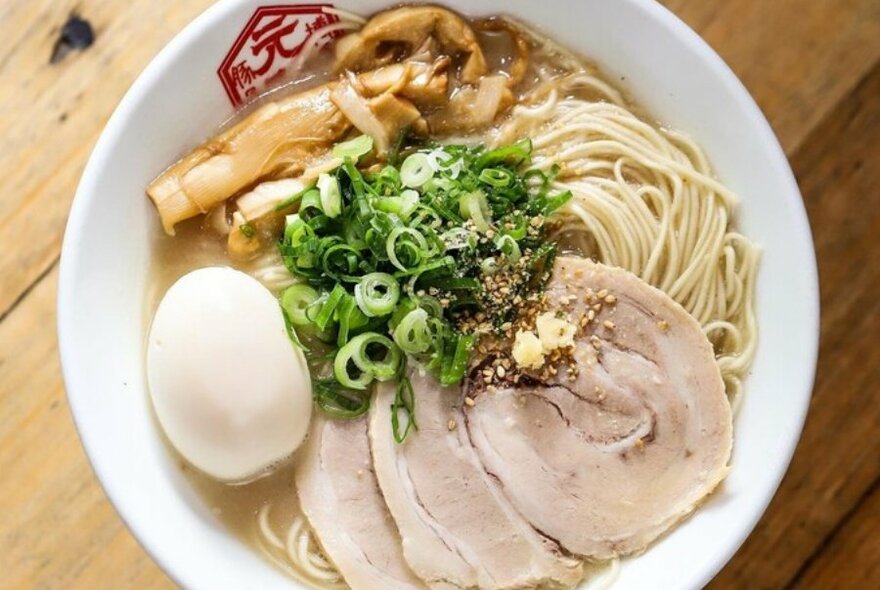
(512, 330, 544, 369)
(535, 312, 577, 352)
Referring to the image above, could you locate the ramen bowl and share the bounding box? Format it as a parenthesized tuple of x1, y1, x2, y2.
(58, 0, 819, 588)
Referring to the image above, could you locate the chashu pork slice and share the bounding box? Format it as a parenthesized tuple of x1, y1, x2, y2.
(296, 414, 426, 590)
(371, 373, 583, 590)
(464, 256, 733, 559)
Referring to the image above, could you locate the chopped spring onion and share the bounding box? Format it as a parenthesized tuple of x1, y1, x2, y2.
(280, 284, 320, 326)
(314, 284, 346, 332)
(400, 153, 433, 188)
(391, 374, 416, 443)
(475, 138, 532, 169)
(299, 189, 322, 215)
(356, 332, 401, 380)
(386, 226, 428, 271)
(313, 378, 370, 418)
(317, 173, 342, 218)
(495, 234, 522, 263)
(335, 294, 368, 347)
(392, 308, 432, 353)
(334, 336, 375, 389)
(425, 148, 452, 171)
(332, 134, 374, 161)
(375, 189, 419, 218)
(354, 272, 400, 317)
(479, 167, 513, 187)
(459, 190, 492, 232)
(334, 332, 401, 389)
(441, 333, 476, 386)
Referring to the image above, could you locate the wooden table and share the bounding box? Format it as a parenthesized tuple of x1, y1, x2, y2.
(0, 1, 877, 588)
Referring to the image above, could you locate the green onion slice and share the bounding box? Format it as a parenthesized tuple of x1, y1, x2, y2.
(332, 135, 374, 161)
(441, 333, 476, 386)
(299, 189, 322, 215)
(334, 338, 375, 390)
(375, 189, 420, 219)
(459, 190, 492, 232)
(479, 167, 513, 187)
(353, 333, 401, 381)
(334, 332, 401, 388)
(392, 308, 432, 354)
(314, 284, 346, 332)
(317, 173, 342, 218)
(280, 284, 319, 326)
(386, 227, 428, 272)
(313, 378, 370, 418)
(354, 272, 400, 317)
(495, 234, 522, 263)
(391, 374, 417, 443)
(400, 153, 433, 188)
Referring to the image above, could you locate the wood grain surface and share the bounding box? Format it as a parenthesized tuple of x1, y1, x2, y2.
(0, 1, 878, 589)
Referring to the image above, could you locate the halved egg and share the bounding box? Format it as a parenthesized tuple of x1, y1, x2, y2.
(147, 267, 312, 481)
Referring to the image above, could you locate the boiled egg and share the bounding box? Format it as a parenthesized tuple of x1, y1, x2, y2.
(147, 267, 312, 481)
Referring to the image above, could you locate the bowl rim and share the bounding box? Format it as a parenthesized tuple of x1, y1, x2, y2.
(58, 0, 820, 588)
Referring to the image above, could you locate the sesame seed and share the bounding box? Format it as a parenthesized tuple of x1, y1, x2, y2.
(658, 320, 670, 332)
(496, 366, 506, 378)
(597, 289, 608, 299)
(603, 320, 616, 330)
(464, 396, 475, 407)
(448, 419, 457, 431)
(605, 294, 617, 304)
(587, 309, 596, 321)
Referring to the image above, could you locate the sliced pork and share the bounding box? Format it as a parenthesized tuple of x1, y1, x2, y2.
(370, 373, 583, 590)
(464, 256, 733, 559)
(296, 415, 426, 590)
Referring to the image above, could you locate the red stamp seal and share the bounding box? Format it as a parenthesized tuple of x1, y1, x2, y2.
(218, 3, 344, 107)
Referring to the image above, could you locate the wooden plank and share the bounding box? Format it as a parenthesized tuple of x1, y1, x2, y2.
(790, 482, 880, 588)
(0, 0, 214, 316)
(663, 0, 880, 154)
(0, 268, 174, 589)
(709, 62, 880, 589)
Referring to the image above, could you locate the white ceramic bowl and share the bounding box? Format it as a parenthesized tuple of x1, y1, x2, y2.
(58, 1, 820, 588)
